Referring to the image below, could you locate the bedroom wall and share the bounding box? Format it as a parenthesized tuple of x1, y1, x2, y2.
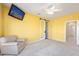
(48, 12, 79, 42)
(2, 4, 44, 43)
(0, 4, 2, 36)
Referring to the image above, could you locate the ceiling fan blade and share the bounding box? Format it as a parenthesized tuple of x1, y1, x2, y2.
(53, 9, 62, 12)
(50, 6, 55, 10)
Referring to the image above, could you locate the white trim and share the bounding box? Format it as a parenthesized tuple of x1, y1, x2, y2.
(64, 20, 79, 43)
(76, 20, 79, 45)
(40, 20, 46, 40)
(27, 39, 43, 45)
(49, 38, 66, 43)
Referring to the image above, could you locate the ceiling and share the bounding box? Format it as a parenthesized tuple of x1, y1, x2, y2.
(4, 3, 79, 20)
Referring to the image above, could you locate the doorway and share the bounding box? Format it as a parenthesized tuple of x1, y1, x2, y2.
(40, 19, 48, 40)
(65, 20, 76, 45)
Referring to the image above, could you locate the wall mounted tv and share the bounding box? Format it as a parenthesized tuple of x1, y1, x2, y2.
(8, 4, 25, 21)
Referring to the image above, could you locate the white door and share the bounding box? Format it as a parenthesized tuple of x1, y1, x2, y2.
(40, 20, 46, 40)
(66, 21, 76, 45)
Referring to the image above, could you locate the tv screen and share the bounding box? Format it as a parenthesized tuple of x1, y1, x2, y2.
(8, 4, 25, 21)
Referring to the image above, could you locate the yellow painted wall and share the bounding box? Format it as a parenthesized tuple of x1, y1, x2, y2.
(48, 20, 52, 39)
(0, 4, 2, 36)
(48, 12, 79, 42)
(2, 5, 42, 43)
(2, 4, 79, 43)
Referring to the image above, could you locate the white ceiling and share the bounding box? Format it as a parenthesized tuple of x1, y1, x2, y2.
(4, 3, 79, 20)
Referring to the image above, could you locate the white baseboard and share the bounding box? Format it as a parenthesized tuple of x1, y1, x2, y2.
(48, 38, 66, 43)
(26, 39, 43, 45)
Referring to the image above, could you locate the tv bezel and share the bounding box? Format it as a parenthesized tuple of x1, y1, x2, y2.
(8, 4, 25, 21)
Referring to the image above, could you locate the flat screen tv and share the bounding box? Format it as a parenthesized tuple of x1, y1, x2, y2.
(8, 4, 25, 21)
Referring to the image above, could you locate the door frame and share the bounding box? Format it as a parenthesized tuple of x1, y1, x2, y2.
(45, 20, 48, 39)
(40, 18, 48, 40)
(64, 20, 79, 42)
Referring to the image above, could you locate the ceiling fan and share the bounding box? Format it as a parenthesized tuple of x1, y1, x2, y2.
(45, 5, 62, 14)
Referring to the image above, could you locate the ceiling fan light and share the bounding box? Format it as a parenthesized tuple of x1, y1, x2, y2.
(47, 11, 54, 14)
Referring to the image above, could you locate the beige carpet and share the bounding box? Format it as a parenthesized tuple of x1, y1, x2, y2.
(19, 39, 79, 56)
